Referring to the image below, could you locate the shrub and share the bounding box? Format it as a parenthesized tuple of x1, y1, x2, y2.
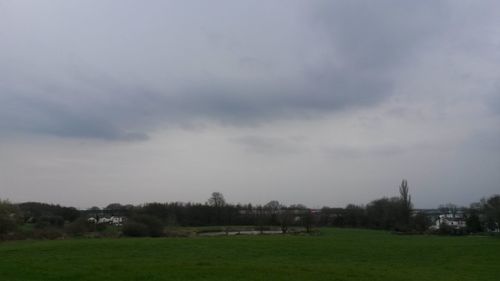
(164, 229, 193, 237)
(96, 223, 107, 232)
(65, 218, 93, 236)
(133, 215, 164, 237)
(0, 215, 18, 236)
(435, 224, 467, 236)
(411, 213, 431, 233)
(32, 228, 65, 240)
(122, 222, 150, 237)
(123, 215, 164, 237)
(34, 215, 65, 229)
(0, 200, 22, 237)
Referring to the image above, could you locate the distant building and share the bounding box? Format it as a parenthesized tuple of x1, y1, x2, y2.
(430, 212, 466, 230)
(87, 216, 125, 226)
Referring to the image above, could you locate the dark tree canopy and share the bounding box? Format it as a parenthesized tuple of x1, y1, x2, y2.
(207, 192, 226, 208)
(0, 199, 21, 235)
(399, 179, 412, 226)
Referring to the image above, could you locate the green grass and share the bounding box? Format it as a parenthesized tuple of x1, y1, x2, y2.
(1, 228, 499, 281)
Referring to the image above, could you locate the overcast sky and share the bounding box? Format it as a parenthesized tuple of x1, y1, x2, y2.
(1, 0, 499, 209)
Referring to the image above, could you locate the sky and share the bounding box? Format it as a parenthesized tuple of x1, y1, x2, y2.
(1, 0, 499, 209)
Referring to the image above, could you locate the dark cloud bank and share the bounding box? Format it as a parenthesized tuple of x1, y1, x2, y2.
(0, 0, 463, 141)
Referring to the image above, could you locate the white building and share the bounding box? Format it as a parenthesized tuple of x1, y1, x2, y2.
(433, 213, 466, 230)
(88, 216, 125, 226)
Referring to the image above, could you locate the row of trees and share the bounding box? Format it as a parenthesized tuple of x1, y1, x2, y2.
(317, 180, 428, 232)
(461, 196, 500, 233)
(1, 180, 500, 239)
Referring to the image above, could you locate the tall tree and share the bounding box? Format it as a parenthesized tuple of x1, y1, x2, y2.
(482, 195, 500, 231)
(399, 179, 412, 226)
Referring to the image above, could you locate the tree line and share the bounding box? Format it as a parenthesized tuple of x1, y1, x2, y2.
(1, 180, 499, 239)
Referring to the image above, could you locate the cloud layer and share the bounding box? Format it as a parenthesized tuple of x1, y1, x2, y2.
(1, 0, 474, 140)
(1, 0, 499, 208)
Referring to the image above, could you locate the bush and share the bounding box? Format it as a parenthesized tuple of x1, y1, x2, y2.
(122, 222, 150, 237)
(0, 215, 19, 236)
(134, 215, 164, 237)
(35, 215, 65, 229)
(434, 224, 467, 236)
(65, 218, 94, 236)
(466, 214, 482, 233)
(123, 215, 164, 237)
(411, 213, 431, 233)
(164, 229, 193, 237)
(96, 223, 107, 232)
(32, 228, 65, 240)
(0, 200, 22, 237)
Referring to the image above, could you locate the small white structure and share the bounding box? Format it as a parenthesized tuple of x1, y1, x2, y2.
(433, 213, 466, 230)
(88, 216, 124, 226)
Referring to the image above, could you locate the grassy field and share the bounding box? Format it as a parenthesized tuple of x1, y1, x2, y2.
(1, 228, 499, 281)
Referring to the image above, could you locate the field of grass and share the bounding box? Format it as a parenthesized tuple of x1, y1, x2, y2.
(1, 228, 499, 281)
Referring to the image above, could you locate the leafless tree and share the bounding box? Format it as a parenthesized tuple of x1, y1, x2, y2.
(207, 192, 226, 207)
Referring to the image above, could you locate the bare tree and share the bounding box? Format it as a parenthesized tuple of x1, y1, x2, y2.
(207, 192, 226, 208)
(264, 200, 280, 214)
(303, 210, 315, 233)
(106, 203, 123, 210)
(106, 203, 124, 216)
(277, 208, 294, 234)
(207, 192, 226, 225)
(438, 203, 458, 216)
(265, 200, 280, 225)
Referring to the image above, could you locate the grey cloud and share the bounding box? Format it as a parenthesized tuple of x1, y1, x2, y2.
(488, 83, 500, 115)
(0, 0, 491, 141)
(0, 94, 149, 141)
(323, 142, 438, 159)
(1, 0, 500, 209)
(312, 0, 447, 66)
(231, 136, 300, 155)
(463, 129, 500, 151)
(324, 145, 408, 158)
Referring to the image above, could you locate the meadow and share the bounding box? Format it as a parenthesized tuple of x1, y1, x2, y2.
(1, 228, 499, 281)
